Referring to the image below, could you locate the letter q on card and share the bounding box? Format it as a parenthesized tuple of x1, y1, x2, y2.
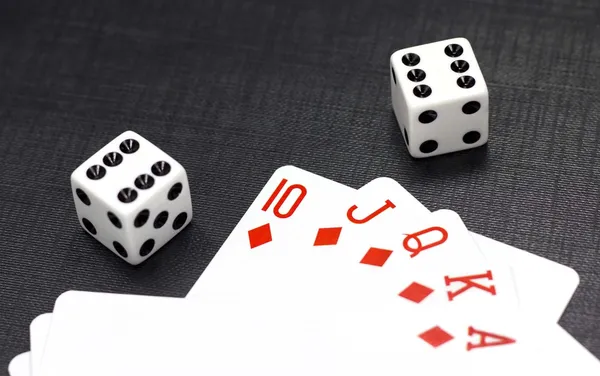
(402, 226, 448, 258)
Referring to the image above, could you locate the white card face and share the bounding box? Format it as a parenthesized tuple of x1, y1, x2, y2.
(185, 165, 361, 300)
(37, 291, 378, 376)
(38, 291, 600, 376)
(30, 313, 52, 376)
(8, 352, 30, 376)
(359, 178, 580, 321)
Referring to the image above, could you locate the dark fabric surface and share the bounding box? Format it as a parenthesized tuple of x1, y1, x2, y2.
(1, 0, 599, 371)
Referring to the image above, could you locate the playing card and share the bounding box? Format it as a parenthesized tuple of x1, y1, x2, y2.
(8, 352, 29, 376)
(185, 165, 364, 300)
(30, 313, 52, 376)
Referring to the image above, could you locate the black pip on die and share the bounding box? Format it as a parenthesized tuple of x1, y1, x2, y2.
(390, 37, 489, 158)
(70, 131, 193, 265)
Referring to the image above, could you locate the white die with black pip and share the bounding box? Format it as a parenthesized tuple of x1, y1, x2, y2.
(70, 131, 193, 265)
(390, 37, 489, 158)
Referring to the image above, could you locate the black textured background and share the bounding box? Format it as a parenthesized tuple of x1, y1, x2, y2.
(1, 0, 599, 372)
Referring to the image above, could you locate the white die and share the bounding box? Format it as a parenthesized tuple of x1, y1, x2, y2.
(390, 37, 489, 158)
(70, 130, 193, 265)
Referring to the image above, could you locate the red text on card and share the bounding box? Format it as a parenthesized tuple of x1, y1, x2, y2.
(466, 326, 516, 351)
(262, 178, 307, 219)
(402, 226, 448, 258)
(444, 270, 496, 301)
(346, 199, 396, 224)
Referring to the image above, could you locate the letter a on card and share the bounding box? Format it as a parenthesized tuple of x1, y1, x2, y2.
(466, 326, 516, 351)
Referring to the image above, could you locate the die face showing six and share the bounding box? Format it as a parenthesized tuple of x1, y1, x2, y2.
(390, 37, 489, 158)
(70, 130, 193, 265)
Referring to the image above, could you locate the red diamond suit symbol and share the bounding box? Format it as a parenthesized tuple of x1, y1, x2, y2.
(418, 326, 454, 348)
(398, 282, 434, 303)
(314, 227, 342, 246)
(248, 223, 272, 249)
(360, 247, 393, 267)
